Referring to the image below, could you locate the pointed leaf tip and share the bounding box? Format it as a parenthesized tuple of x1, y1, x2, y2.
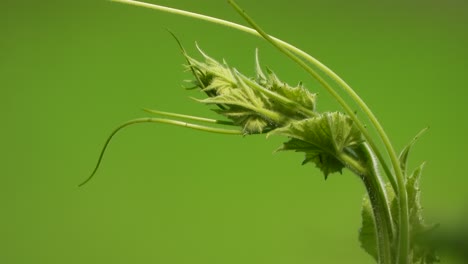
(254, 48, 266, 80)
(399, 127, 429, 175)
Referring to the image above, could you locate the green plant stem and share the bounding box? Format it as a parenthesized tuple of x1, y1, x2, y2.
(361, 170, 393, 264)
(340, 147, 393, 264)
(79, 117, 242, 186)
(365, 146, 395, 264)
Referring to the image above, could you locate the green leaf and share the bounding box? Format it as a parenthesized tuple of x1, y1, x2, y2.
(359, 195, 378, 261)
(406, 163, 439, 263)
(398, 127, 428, 175)
(407, 163, 425, 230)
(280, 138, 344, 177)
(364, 162, 438, 263)
(271, 112, 363, 178)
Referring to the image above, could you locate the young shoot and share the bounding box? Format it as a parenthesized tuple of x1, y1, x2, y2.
(82, 1, 441, 263)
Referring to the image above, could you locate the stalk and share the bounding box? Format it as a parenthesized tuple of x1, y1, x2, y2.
(340, 145, 393, 264)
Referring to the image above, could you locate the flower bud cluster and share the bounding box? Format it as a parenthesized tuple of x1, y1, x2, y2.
(185, 48, 317, 134)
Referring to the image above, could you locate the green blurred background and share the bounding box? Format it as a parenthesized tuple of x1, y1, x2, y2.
(2, 0, 468, 263)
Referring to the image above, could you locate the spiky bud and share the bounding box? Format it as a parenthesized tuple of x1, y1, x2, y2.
(184, 47, 317, 134)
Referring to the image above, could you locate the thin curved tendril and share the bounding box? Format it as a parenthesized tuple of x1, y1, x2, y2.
(143, 109, 236, 126)
(79, 117, 242, 187)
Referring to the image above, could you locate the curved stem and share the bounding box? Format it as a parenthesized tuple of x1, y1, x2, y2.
(340, 146, 394, 264)
(79, 117, 242, 187)
(362, 145, 394, 264)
